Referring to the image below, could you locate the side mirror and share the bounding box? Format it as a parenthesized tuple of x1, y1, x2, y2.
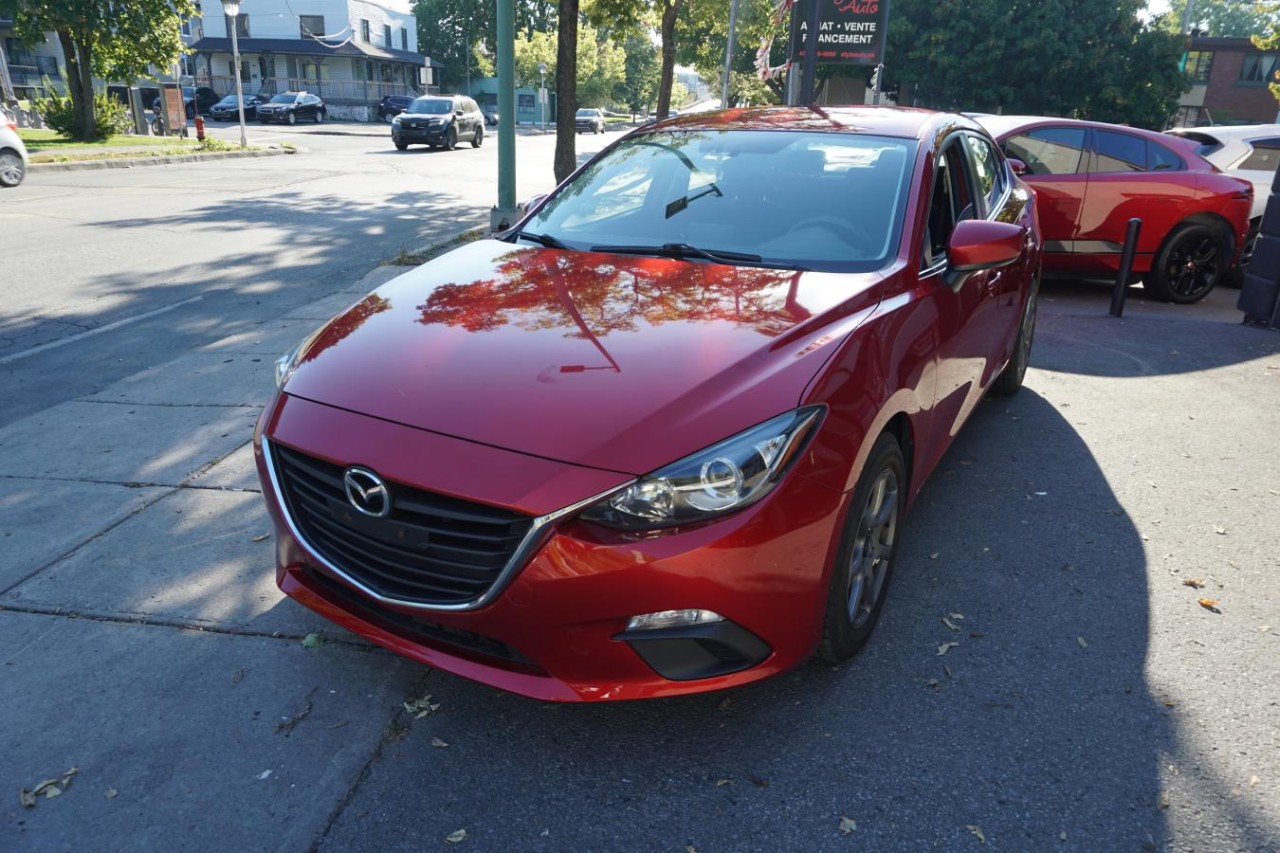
(946, 220, 1025, 290)
(1007, 157, 1027, 176)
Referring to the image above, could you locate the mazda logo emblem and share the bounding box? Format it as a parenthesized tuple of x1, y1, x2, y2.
(343, 467, 391, 518)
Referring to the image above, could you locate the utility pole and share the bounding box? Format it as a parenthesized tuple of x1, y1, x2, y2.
(720, 0, 741, 109)
(491, 0, 520, 232)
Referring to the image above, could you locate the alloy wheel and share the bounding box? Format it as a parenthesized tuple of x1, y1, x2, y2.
(846, 468, 899, 629)
(1164, 232, 1220, 300)
(0, 150, 24, 187)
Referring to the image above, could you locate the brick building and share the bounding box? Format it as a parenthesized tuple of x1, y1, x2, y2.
(1173, 36, 1280, 127)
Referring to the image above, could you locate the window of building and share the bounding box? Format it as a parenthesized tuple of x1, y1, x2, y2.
(225, 13, 249, 38)
(228, 59, 250, 81)
(401, 28, 408, 51)
(384, 24, 392, 47)
(1239, 53, 1279, 85)
(1185, 51, 1213, 84)
(300, 15, 324, 39)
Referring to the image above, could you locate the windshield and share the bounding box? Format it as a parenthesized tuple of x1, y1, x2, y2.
(270, 93, 298, 104)
(408, 98, 452, 115)
(576, 109, 596, 117)
(525, 130, 916, 271)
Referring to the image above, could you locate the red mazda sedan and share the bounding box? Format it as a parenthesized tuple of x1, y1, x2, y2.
(976, 115, 1252, 304)
(255, 107, 1042, 701)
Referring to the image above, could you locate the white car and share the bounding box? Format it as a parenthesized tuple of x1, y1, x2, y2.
(1166, 124, 1279, 282)
(1, 105, 29, 188)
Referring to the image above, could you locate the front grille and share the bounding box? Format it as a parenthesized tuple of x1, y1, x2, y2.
(272, 443, 534, 606)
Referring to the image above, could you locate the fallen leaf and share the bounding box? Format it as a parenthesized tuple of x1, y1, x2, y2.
(431, 737, 450, 748)
(718, 697, 733, 712)
(257, 770, 272, 780)
(715, 778, 733, 787)
(1182, 578, 1206, 589)
(300, 633, 325, 648)
(929, 552, 939, 560)
(251, 533, 270, 542)
(839, 816, 857, 835)
(404, 695, 442, 719)
(105, 788, 118, 799)
(1249, 775, 1260, 787)
(232, 668, 248, 684)
(686, 846, 698, 853)
(1198, 598, 1221, 612)
(967, 824, 986, 843)
(926, 678, 941, 691)
(937, 642, 959, 656)
(944, 665, 953, 679)
(1214, 526, 1227, 535)
(1076, 636, 1088, 649)
(747, 774, 768, 788)
(445, 829, 467, 843)
(43, 786, 62, 800)
(941, 617, 961, 632)
(1059, 831, 1067, 842)
(948, 612, 965, 620)
(19, 789, 36, 808)
(1157, 792, 1170, 810)
(1163, 697, 1177, 708)
(1034, 491, 1047, 496)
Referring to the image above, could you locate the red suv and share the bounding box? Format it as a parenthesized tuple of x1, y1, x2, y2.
(977, 116, 1252, 303)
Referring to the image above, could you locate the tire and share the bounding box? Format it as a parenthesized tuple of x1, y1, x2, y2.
(383, 111, 395, 124)
(991, 275, 1039, 396)
(1144, 222, 1227, 304)
(0, 149, 25, 188)
(1227, 218, 1260, 288)
(286, 111, 297, 126)
(471, 125, 483, 148)
(817, 433, 906, 663)
(395, 141, 408, 151)
(314, 109, 324, 124)
(445, 126, 457, 150)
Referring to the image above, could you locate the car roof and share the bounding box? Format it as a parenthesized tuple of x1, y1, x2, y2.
(973, 114, 1174, 145)
(641, 105, 979, 142)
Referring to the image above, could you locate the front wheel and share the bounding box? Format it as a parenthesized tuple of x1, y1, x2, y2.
(394, 141, 408, 151)
(991, 276, 1039, 396)
(314, 109, 324, 124)
(445, 126, 457, 150)
(817, 433, 905, 663)
(471, 125, 483, 148)
(1145, 222, 1226, 304)
(286, 111, 297, 126)
(0, 149, 25, 187)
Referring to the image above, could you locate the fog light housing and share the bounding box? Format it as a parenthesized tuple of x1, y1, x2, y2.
(626, 609, 725, 631)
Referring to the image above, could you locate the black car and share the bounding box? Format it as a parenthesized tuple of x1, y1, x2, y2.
(209, 94, 264, 121)
(377, 95, 414, 123)
(257, 92, 327, 125)
(391, 94, 485, 151)
(151, 86, 221, 119)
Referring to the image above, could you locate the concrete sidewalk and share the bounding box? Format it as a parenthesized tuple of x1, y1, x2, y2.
(3, 266, 1278, 850)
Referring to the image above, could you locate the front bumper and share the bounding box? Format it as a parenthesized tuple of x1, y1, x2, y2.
(256, 394, 846, 701)
(392, 122, 451, 143)
(257, 109, 293, 123)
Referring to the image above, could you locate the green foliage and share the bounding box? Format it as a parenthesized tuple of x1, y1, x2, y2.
(3, 0, 193, 140)
(618, 33, 660, 113)
(413, 0, 559, 90)
(1158, 0, 1279, 38)
(886, 0, 1189, 129)
(34, 87, 130, 140)
(1252, 2, 1280, 105)
(198, 136, 233, 152)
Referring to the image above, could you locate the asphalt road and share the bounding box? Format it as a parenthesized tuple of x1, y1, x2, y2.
(0, 122, 614, 427)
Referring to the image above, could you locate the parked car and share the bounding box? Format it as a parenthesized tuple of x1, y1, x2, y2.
(257, 92, 327, 125)
(151, 86, 221, 119)
(208, 93, 264, 121)
(575, 107, 605, 134)
(376, 95, 414, 123)
(482, 108, 499, 127)
(976, 115, 1253, 304)
(1165, 124, 1280, 285)
(257, 106, 1042, 701)
(0, 106, 29, 188)
(391, 94, 484, 150)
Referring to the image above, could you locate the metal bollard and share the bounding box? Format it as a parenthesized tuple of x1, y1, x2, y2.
(1110, 217, 1143, 318)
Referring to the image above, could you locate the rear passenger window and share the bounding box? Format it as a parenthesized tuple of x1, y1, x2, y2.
(1004, 127, 1086, 175)
(1147, 141, 1184, 171)
(1239, 140, 1280, 172)
(1093, 130, 1146, 173)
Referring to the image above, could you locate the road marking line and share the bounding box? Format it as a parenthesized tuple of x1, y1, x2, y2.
(0, 293, 206, 365)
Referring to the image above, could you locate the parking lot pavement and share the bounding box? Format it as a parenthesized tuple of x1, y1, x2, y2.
(3, 267, 1278, 850)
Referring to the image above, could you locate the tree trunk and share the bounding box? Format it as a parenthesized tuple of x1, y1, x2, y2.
(57, 30, 96, 141)
(553, 0, 578, 184)
(655, 0, 679, 119)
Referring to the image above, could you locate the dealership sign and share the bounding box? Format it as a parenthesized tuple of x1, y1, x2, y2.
(791, 0, 889, 66)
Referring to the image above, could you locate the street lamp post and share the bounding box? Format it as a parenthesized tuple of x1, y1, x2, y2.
(222, 0, 248, 149)
(538, 62, 547, 130)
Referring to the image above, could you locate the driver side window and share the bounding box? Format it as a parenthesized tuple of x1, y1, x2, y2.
(923, 143, 974, 270)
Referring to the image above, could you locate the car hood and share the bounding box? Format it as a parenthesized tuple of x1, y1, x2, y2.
(283, 239, 883, 475)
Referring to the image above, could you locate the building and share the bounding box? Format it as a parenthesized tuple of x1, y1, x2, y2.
(0, 16, 63, 102)
(1173, 36, 1280, 127)
(188, 0, 437, 121)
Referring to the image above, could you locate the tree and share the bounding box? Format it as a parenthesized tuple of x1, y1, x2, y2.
(578, 29, 626, 108)
(1159, 0, 1280, 38)
(1251, 2, 1280, 105)
(655, 0, 681, 118)
(618, 33, 659, 114)
(1, 0, 193, 140)
(678, 0, 784, 105)
(886, 0, 1188, 129)
(414, 0, 559, 90)
(554, 0, 579, 182)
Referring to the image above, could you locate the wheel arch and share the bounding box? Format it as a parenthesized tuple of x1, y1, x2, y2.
(1173, 211, 1237, 256)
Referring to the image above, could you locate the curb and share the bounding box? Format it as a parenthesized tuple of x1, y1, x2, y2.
(28, 146, 294, 173)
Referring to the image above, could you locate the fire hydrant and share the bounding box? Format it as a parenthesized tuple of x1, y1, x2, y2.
(195, 115, 205, 141)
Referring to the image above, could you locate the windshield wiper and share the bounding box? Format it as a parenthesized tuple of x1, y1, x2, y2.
(591, 242, 763, 265)
(513, 230, 569, 250)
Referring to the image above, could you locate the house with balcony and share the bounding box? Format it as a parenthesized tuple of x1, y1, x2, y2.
(188, 0, 437, 121)
(0, 16, 64, 102)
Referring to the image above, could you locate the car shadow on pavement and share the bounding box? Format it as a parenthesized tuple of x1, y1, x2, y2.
(306, 385, 1272, 851)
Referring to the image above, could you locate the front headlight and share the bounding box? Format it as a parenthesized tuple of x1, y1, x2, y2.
(579, 406, 824, 531)
(274, 331, 319, 389)
(391, 114, 402, 125)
